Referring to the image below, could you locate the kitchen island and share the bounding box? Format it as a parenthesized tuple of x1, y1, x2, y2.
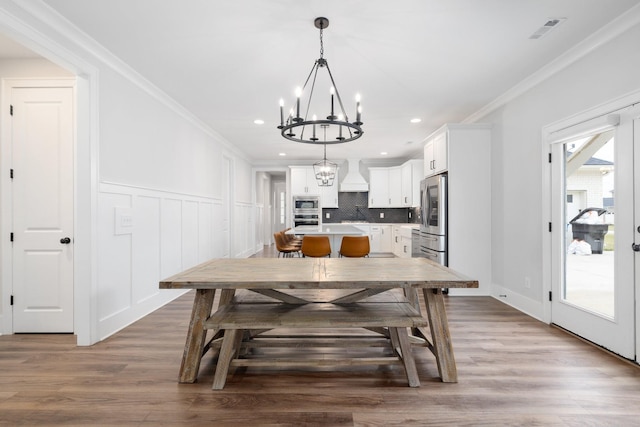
(287, 224, 367, 257)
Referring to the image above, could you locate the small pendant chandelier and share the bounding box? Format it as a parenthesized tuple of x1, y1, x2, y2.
(313, 144, 337, 187)
(278, 17, 364, 145)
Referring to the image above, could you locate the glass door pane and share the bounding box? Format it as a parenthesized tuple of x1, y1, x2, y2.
(564, 132, 615, 317)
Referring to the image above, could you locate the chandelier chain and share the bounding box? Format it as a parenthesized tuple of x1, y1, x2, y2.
(319, 25, 324, 59)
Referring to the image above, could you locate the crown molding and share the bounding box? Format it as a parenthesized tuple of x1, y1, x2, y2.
(463, 3, 640, 124)
(6, 0, 250, 162)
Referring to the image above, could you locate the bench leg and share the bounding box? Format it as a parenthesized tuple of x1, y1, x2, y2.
(179, 289, 216, 383)
(422, 288, 457, 383)
(390, 327, 420, 387)
(212, 329, 242, 390)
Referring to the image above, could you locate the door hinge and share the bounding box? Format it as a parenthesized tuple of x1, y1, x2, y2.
(9, 104, 13, 116)
(549, 222, 552, 232)
(10, 169, 13, 179)
(549, 291, 553, 301)
(548, 153, 552, 163)
(10, 295, 14, 305)
(10, 232, 13, 242)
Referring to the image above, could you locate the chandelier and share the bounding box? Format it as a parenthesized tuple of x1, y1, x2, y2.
(313, 144, 337, 187)
(278, 17, 364, 145)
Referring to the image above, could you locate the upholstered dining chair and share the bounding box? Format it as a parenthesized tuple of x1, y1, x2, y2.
(300, 235, 332, 258)
(339, 235, 370, 257)
(274, 232, 300, 258)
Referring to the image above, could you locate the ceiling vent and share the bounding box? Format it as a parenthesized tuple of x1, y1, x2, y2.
(529, 18, 566, 40)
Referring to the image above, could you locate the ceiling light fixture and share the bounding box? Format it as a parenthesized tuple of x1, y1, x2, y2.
(313, 144, 337, 187)
(278, 17, 363, 145)
(410, 118, 421, 123)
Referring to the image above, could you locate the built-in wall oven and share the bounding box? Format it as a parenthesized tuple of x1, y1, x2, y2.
(415, 174, 447, 266)
(293, 196, 321, 228)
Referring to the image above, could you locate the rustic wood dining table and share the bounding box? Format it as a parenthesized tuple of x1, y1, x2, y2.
(159, 257, 478, 386)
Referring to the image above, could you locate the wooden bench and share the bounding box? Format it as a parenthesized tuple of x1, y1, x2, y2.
(205, 301, 428, 389)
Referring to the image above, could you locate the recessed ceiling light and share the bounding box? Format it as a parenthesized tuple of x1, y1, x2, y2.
(254, 119, 265, 125)
(410, 118, 421, 124)
(279, 152, 286, 156)
(380, 152, 388, 156)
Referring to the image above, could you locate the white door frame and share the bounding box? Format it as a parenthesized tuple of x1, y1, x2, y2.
(0, 11, 100, 345)
(542, 90, 640, 359)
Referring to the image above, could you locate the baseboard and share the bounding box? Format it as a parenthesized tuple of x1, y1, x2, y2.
(490, 283, 545, 321)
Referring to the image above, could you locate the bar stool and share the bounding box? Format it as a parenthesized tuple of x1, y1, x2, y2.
(282, 228, 303, 247)
(300, 235, 331, 257)
(339, 235, 370, 257)
(273, 232, 300, 258)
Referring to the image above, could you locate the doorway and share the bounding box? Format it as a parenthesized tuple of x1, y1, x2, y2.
(548, 104, 639, 360)
(7, 82, 75, 332)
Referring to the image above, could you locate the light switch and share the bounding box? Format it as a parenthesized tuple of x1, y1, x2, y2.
(115, 207, 133, 235)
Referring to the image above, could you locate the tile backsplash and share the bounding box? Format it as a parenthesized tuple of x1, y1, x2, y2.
(322, 192, 420, 224)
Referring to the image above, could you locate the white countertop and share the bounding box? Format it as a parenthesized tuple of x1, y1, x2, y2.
(289, 224, 367, 235)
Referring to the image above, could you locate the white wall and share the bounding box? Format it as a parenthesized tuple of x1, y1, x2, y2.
(481, 19, 640, 318)
(0, 5, 256, 343)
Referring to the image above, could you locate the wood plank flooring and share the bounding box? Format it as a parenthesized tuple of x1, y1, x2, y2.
(1, 246, 640, 425)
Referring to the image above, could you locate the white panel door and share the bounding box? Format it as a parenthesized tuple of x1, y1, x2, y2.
(11, 86, 74, 332)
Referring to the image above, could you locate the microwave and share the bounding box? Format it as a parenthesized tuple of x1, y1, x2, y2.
(293, 196, 319, 211)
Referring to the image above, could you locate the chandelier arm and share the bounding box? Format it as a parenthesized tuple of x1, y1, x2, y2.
(300, 63, 322, 141)
(324, 61, 350, 122)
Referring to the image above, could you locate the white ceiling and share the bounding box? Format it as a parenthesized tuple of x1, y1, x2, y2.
(10, 1, 640, 162)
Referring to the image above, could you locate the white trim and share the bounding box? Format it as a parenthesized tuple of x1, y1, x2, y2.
(0, 78, 80, 337)
(0, 7, 102, 345)
(491, 284, 545, 322)
(11, 1, 250, 163)
(464, 3, 640, 124)
(541, 92, 640, 339)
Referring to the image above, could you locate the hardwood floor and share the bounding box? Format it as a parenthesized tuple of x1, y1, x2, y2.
(1, 246, 640, 425)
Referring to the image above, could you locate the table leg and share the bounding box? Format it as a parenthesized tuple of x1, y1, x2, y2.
(178, 289, 216, 383)
(422, 288, 457, 383)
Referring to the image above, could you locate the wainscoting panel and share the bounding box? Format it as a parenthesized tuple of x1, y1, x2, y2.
(97, 183, 224, 341)
(132, 195, 160, 304)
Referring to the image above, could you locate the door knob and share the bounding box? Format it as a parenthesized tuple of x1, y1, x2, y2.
(60, 237, 71, 244)
(632, 243, 640, 252)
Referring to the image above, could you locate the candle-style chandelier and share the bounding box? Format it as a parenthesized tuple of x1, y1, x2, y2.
(278, 17, 364, 145)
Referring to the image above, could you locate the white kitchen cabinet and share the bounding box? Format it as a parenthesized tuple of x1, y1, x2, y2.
(378, 225, 392, 253)
(290, 166, 339, 207)
(290, 166, 319, 195)
(424, 131, 448, 177)
(368, 168, 389, 207)
(319, 181, 339, 208)
(388, 167, 402, 206)
(392, 225, 413, 258)
(401, 159, 423, 207)
(368, 166, 401, 207)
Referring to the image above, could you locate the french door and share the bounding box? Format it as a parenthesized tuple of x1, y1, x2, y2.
(550, 104, 639, 360)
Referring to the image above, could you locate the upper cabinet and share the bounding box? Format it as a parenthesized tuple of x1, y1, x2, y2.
(368, 166, 401, 208)
(369, 160, 422, 208)
(424, 131, 448, 177)
(319, 180, 339, 208)
(289, 166, 338, 207)
(401, 159, 423, 207)
(290, 166, 319, 195)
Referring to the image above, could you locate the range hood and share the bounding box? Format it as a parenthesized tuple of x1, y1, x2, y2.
(339, 158, 369, 192)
